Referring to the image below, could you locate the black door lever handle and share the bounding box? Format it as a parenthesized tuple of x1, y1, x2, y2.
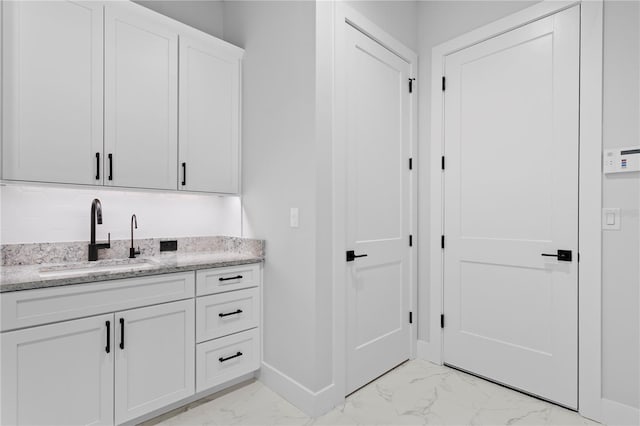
(346, 250, 368, 262)
(541, 249, 572, 262)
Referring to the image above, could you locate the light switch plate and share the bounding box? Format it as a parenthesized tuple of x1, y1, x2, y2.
(290, 207, 299, 228)
(602, 208, 620, 230)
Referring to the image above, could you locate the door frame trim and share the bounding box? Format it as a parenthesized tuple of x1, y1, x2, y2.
(332, 1, 419, 406)
(428, 0, 603, 421)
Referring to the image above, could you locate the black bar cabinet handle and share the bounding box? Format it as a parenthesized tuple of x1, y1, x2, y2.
(119, 318, 125, 350)
(219, 351, 243, 363)
(96, 153, 100, 180)
(219, 309, 243, 318)
(108, 154, 113, 181)
(182, 162, 186, 186)
(219, 275, 243, 282)
(105, 320, 110, 353)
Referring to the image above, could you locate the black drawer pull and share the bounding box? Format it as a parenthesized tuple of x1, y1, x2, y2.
(182, 162, 186, 186)
(219, 351, 243, 363)
(119, 318, 125, 350)
(105, 320, 110, 353)
(96, 152, 101, 180)
(219, 309, 243, 318)
(108, 153, 113, 181)
(219, 275, 243, 282)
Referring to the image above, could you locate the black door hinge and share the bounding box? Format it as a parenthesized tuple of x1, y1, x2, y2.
(409, 158, 413, 170)
(409, 78, 415, 93)
(440, 314, 445, 328)
(441, 235, 445, 249)
(442, 76, 446, 91)
(409, 312, 413, 324)
(441, 156, 445, 170)
(409, 235, 413, 247)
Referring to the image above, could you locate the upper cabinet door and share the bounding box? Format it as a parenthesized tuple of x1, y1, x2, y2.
(104, 4, 178, 190)
(179, 35, 242, 194)
(2, 1, 104, 185)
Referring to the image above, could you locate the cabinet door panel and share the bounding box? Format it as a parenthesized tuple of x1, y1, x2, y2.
(2, 0, 103, 185)
(179, 36, 241, 193)
(0, 314, 114, 426)
(105, 4, 178, 190)
(115, 299, 195, 424)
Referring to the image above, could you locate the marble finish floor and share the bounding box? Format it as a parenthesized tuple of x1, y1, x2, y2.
(148, 360, 599, 426)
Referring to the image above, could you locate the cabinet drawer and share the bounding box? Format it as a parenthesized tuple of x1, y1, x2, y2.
(196, 263, 260, 296)
(196, 328, 260, 393)
(196, 287, 259, 343)
(1, 272, 195, 331)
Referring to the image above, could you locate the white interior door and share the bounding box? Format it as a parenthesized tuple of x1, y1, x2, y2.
(443, 7, 579, 408)
(345, 24, 411, 394)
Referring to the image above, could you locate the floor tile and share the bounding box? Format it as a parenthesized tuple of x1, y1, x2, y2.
(151, 360, 599, 426)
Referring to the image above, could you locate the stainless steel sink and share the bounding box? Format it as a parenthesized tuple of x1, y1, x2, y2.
(39, 258, 158, 278)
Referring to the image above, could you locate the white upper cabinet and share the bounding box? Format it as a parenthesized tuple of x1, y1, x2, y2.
(104, 3, 178, 190)
(2, 1, 243, 193)
(179, 35, 242, 194)
(1, 1, 104, 185)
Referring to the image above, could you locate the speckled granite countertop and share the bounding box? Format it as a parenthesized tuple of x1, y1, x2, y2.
(0, 236, 264, 293)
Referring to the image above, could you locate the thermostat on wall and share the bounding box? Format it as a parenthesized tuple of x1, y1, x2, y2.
(603, 146, 640, 174)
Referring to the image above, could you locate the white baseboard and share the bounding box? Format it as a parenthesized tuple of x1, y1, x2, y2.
(259, 361, 336, 417)
(602, 398, 640, 425)
(416, 339, 441, 364)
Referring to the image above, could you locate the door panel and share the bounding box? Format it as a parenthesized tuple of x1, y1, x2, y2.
(104, 4, 178, 190)
(443, 7, 579, 408)
(2, 0, 103, 185)
(115, 299, 195, 424)
(0, 314, 114, 426)
(179, 36, 241, 194)
(345, 25, 411, 394)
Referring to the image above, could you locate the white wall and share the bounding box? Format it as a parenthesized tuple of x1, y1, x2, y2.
(601, 0, 640, 409)
(345, 0, 418, 52)
(223, 1, 322, 391)
(0, 183, 241, 244)
(133, 0, 224, 39)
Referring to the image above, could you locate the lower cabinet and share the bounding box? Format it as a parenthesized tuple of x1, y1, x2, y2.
(0, 299, 195, 426)
(115, 300, 195, 424)
(0, 264, 261, 425)
(196, 328, 260, 393)
(1, 314, 114, 426)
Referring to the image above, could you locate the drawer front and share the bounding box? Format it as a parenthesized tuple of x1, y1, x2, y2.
(196, 287, 259, 343)
(196, 263, 261, 296)
(1, 272, 195, 331)
(196, 328, 260, 393)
